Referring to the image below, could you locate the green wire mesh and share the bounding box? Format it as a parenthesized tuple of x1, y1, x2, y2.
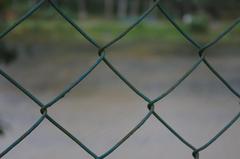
(0, 0, 239, 159)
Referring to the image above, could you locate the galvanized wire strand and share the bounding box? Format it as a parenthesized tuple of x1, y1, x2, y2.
(203, 60, 240, 98)
(102, 57, 152, 103)
(195, 111, 240, 153)
(151, 111, 196, 151)
(99, 0, 161, 52)
(154, 1, 240, 156)
(48, 0, 100, 49)
(0, 111, 47, 158)
(0, 0, 45, 40)
(0, 68, 44, 107)
(154, 1, 201, 49)
(99, 106, 154, 159)
(0, 0, 239, 158)
(44, 52, 105, 109)
(151, 56, 204, 104)
(155, 1, 240, 98)
(0, 53, 105, 157)
(47, 0, 162, 104)
(201, 18, 240, 52)
(45, 115, 98, 159)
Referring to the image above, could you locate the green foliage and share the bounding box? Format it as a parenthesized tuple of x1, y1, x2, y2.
(0, 1, 11, 11)
(6, 19, 240, 45)
(187, 13, 209, 33)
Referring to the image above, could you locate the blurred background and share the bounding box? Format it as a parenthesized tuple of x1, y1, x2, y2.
(0, 0, 239, 159)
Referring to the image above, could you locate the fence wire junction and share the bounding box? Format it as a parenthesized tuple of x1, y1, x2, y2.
(0, 0, 240, 159)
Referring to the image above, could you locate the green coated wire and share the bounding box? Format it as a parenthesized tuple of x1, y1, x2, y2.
(0, 0, 239, 159)
(0, 112, 47, 158)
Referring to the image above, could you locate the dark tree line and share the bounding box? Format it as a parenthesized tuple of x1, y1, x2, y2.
(0, 0, 239, 64)
(0, 1, 17, 65)
(1, 0, 239, 20)
(57, 0, 240, 19)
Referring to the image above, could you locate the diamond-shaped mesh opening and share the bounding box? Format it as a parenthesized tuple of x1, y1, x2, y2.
(106, 42, 198, 99)
(154, 64, 239, 145)
(47, 62, 148, 155)
(0, 0, 239, 159)
(106, 115, 191, 159)
(205, 31, 240, 94)
(1, 119, 93, 159)
(1, 3, 100, 103)
(0, 77, 40, 153)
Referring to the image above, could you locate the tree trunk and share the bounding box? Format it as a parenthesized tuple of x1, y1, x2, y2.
(130, 0, 140, 17)
(79, 0, 87, 19)
(144, 0, 157, 20)
(104, 0, 114, 19)
(117, 0, 128, 19)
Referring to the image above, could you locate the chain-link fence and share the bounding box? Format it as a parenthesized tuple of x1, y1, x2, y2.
(0, 0, 239, 159)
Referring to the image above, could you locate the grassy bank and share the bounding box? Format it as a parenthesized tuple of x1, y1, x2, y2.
(3, 19, 240, 46)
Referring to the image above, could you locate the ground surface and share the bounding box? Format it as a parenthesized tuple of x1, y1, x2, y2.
(0, 41, 239, 159)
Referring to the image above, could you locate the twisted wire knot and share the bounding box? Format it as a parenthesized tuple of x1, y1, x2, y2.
(192, 151, 199, 159)
(40, 107, 48, 114)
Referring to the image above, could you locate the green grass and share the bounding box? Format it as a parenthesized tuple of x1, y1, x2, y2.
(3, 19, 240, 45)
